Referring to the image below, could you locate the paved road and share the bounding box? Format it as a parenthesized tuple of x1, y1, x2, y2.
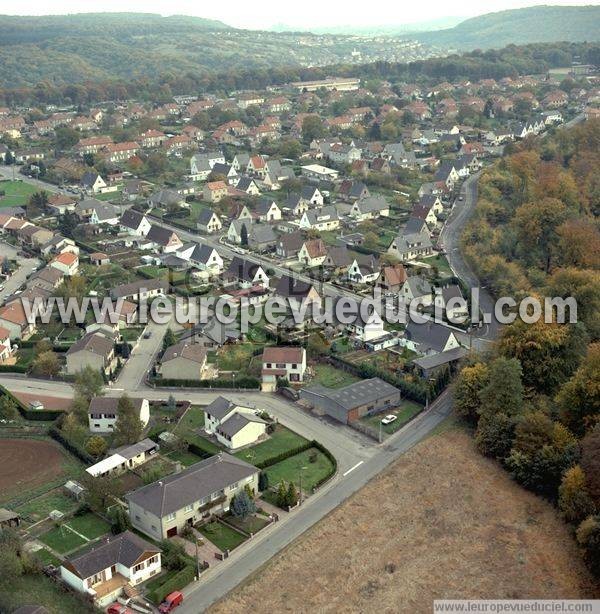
(0, 242, 40, 303)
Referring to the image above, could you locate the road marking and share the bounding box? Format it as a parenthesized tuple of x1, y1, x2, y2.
(342, 461, 364, 477)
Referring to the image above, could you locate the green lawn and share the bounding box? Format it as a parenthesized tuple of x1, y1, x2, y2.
(312, 364, 360, 389)
(225, 513, 269, 534)
(359, 400, 424, 435)
(263, 448, 335, 492)
(15, 490, 77, 524)
(167, 449, 205, 467)
(39, 525, 87, 554)
(35, 548, 62, 567)
(234, 425, 308, 465)
(173, 406, 222, 455)
(215, 343, 262, 371)
(3, 574, 97, 613)
(423, 253, 453, 278)
(0, 180, 37, 207)
(67, 512, 111, 540)
(121, 327, 144, 343)
(198, 521, 247, 551)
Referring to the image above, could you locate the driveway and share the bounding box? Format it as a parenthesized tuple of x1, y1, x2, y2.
(0, 241, 40, 303)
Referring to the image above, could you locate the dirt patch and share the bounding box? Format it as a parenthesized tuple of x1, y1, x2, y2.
(12, 392, 72, 411)
(211, 427, 597, 614)
(0, 439, 68, 501)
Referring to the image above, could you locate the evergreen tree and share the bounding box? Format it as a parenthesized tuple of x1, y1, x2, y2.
(113, 394, 143, 445)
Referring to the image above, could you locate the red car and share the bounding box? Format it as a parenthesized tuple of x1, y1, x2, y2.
(106, 604, 135, 614)
(159, 591, 184, 613)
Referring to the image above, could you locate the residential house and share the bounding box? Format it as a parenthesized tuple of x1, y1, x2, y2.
(49, 251, 79, 276)
(197, 209, 223, 233)
(261, 347, 307, 391)
(298, 239, 327, 267)
(401, 321, 461, 355)
(66, 332, 116, 376)
(0, 301, 36, 340)
(120, 209, 152, 237)
(400, 276, 433, 306)
(387, 231, 433, 262)
(204, 397, 267, 450)
(376, 264, 408, 294)
(301, 164, 339, 182)
(80, 172, 108, 195)
(275, 274, 321, 311)
(47, 193, 77, 215)
(88, 396, 149, 433)
(276, 231, 305, 259)
(110, 279, 168, 302)
(254, 198, 281, 222)
(203, 181, 228, 203)
(350, 196, 390, 221)
(324, 245, 353, 273)
(160, 341, 209, 381)
(301, 185, 324, 206)
(60, 531, 161, 608)
(227, 219, 252, 245)
(347, 254, 380, 284)
(224, 256, 270, 289)
(0, 326, 12, 363)
(177, 242, 223, 274)
(248, 224, 277, 252)
(298, 206, 339, 232)
(434, 284, 466, 320)
(339, 180, 369, 202)
(300, 378, 400, 425)
(235, 177, 260, 196)
(148, 189, 186, 210)
(145, 225, 183, 253)
(126, 453, 259, 539)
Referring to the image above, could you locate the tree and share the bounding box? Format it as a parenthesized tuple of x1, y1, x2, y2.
(85, 435, 108, 458)
(74, 365, 104, 403)
(453, 362, 488, 423)
(113, 394, 143, 446)
(478, 357, 524, 418)
(231, 489, 256, 519)
(110, 505, 131, 534)
(301, 115, 325, 143)
(581, 427, 600, 506)
(81, 473, 120, 512)
(258, 471, 269, 492)
(0, 396, 18, 421)
(162, 328, 177, 351)
(31, 351, 60, 377)
(558, 466, 596, 524)
(1, 257, 10, 275)
(35, 338, 53, 355)
(160, 539, 187, 571)
(557, 343, 600, 436)
(240, 222, 249, 246)
(54, 126, 80, 150)
(276, 481, 288, 508)
(0, 548, 22, 583)
(286, 481, 299, 507)
(307, 332, 329, 358)
(576, 515, 600, 577)
(475, 412, 515, 459)
(120, 341, 131, 359)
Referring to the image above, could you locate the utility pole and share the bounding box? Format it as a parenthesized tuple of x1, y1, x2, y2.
(195, 538, 201, 580)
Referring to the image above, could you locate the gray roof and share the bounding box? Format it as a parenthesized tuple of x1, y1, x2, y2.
(403, 216, 429, 235)
(125, 453, 258, 517)
(63, 531, 160, 579)
(404, 276, 432, 297)
(204, 396, 236, 420)
(110, 278, 167, 299)
(249, 224, 276, 245)
(413, 347, 468, 370)
(88, 396, 145, 415)
(66, 331, 114, 358)
(304, 206, 338, 226)
(404, 321, 457, 353)
(355, 195, 388, 214)
(225, 256, 265, 283)
(110, 438, 158, 460)
(390, 231, 432, 255)
(147, 224, 178, 246)
(305, 377, 400, 411)
(218, 412, 266, 438)
(120, 208, 146, 230)
(189, 242, 217, 264)
(197, 208, 219, 225)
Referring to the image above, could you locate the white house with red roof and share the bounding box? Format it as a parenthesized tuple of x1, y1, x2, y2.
(50, 251, 79, 276)
(261, 346, 307, 391)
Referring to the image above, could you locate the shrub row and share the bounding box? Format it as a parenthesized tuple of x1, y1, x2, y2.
(147, 563, 196, 605)
(153, 376, 260, 390)
(49, 425, 94, 464)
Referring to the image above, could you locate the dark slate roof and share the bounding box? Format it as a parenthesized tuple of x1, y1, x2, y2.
(197, 209, 219, 225)
(110, 278, 167, 299)
(190, 242, 216, 264)
(225, 256, 264, 283)
(66, 331, 114, 358)
(275, 274, 315, 299)
(404, 321, 456, 353)
(147, 224, 177, 245)
(63, 531, 160, 579)
(204, 396, 236, 420)
(120, 208, 146, 230)
(218, 412, 266, 438)
(88, 396, 145, 415)
(301, 185, 320, 200)
(305, 377, 399, 411)
(125, 453, 258, 517)
(413, 347, 468, 370)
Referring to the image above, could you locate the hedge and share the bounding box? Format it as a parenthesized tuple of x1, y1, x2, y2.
(49, 425, 94, 464)
(0, 364, 28, 374)
(0, 384, 63, 421)
(311, 440, 338, 489)
(147, 564, 196, 604)
(188, 440, 218, 460)
(152, 376, 260, 390)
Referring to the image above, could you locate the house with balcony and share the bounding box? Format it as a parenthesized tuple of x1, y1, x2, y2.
(261, 346, 307, 391)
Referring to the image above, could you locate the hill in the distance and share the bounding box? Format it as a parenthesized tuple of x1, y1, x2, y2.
(413, 5, 600, 49)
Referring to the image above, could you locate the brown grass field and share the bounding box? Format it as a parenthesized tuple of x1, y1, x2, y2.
(0, 438, 69, 502)
(211, 423, 597, 614)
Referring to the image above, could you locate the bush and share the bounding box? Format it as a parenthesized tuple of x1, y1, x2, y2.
(147, 564, 196, 604)
(152, 376, 260, 389)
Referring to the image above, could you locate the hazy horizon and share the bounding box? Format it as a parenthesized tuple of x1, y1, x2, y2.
(0, 0, 594, 31)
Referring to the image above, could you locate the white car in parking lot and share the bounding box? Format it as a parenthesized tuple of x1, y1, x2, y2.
(381, 414, 397, 425)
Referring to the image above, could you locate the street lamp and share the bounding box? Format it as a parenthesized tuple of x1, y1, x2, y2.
(299, 466, 307, 505)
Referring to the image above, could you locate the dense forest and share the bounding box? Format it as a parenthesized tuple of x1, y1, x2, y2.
(1, 41, 598, 108)
(414, 5, 600, 50)
(456, 120, 600, 577)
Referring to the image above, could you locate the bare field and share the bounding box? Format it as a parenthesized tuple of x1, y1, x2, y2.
(211, 425, 597, 614)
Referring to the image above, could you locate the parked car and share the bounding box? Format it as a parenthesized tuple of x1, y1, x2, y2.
(381, 414, 397, 425)
(106, 604, 135, 614)
(159, 592, 184, 613)
(143, 331, 152, 339)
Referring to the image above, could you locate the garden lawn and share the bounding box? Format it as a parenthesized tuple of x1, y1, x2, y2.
(360, 400, 424, 435)
(234, 425, 308, 466)
(35, 548, 62, 567)
(67, 512, 111, 540)
(15, 490, 77, 524)
(423, 253, 453, 278)
(226, 514, 269, 535)
(0, 180, 37, 207)
(39, 525, 87, 554)
(312, 364, 360, 389)
(215, 343, 262, 371)
(167, 449, 206, 467)
(198, 521, 247, 551)
(173, 406, 222, 455)
(264, 448, 335, 492)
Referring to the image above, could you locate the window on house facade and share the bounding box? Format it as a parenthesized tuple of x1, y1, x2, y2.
(165, 512, 176, 521)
